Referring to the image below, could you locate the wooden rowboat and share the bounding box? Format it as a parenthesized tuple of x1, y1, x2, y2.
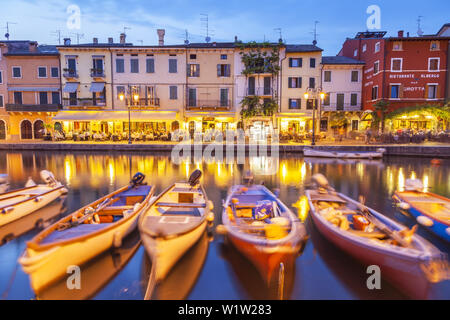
(220, 184, 307, 286)
(303, 147, 385, 159)
(393, 180, 450, 242)
(139, 170, 214, 298)
(19, 172, 155, 294)
(0, 170, 68, 227)
(306, 174, 449, 298)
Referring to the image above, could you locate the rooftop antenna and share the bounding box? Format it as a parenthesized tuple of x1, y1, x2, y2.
(417, 16, 424, 36)
(4, 22, 17, 40)
(70, 32, 84, 44)
(274, 28, 282, 43)
(200, 14, 214, 43)
(51, 29, 62, 45)
(310, 21, 319, 45)
(184, 29, 190, 44)
(123, 26, 131, 35)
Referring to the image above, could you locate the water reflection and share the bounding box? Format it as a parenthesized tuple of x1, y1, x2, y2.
(0, 151, 448, 299)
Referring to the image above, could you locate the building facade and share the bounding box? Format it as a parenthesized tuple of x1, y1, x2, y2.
(2, 41, 60, 140)
(0, 43, 8, 140)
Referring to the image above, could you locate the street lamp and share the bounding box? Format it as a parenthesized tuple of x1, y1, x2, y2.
(304, 88, 324, 146)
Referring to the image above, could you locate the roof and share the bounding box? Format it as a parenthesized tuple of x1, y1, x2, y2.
(3, 41, 58, 56)
(436, 23, 450, 36)
(57, 43, 133, 48)
(322, 56, 365, 65)
(354, 31, 387, 39)
(285, 44, 323, 52)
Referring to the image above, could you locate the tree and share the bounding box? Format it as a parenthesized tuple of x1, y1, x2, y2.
(373, 100, 390, 133)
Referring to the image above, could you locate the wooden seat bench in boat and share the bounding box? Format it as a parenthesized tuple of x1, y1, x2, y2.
(40, 223, 111, 244)
(171, 187, 202, 194)
(156, 202, 206, 208)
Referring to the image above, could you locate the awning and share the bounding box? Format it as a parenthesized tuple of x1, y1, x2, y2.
(89, 82, 105, 93)
(8, 87, 59, 92)
(63, 83, 79, 93)
(52, 110, 179, 122)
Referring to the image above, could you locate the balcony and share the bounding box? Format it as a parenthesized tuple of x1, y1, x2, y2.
(90, 69, 105, 78)
(186, 100, 231, 111)
(322, 103, 361, 112)
(246, 87, 273, 96)
(63, 98, 106, 109)
(6, 103, 61, 112)
(63, 69, 79, 79)
(128, 98, 160, 109)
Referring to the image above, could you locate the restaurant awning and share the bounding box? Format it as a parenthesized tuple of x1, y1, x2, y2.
(63, 83, 79, 93)
(89, 82, 105, 93)
(8, 87, 59, 92)
(52, 110, 179, 122)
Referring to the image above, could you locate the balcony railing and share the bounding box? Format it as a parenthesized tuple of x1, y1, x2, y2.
(186, 99, 231, 110)
(247, 87, 273, 96)
(322, 104, 361, 112)
(63, 98, 106, 109)
(6, 103, 61, 112)
(90, 69, 105, 78)
(128, 98, 160, 108)
(63, 69, 79, 78)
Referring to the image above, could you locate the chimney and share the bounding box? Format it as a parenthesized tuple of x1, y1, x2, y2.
(234, 35, 238, 43)
(120, 33, 126, 44)
(63, 38, 71, 46)
(157, 29, 165, 46)
(407, 32, 410, 37)
(398, 30, 404, 38)
(29, 42, 38, 52)
(108, 37, 113, 44)
(93, 37, 98, 44)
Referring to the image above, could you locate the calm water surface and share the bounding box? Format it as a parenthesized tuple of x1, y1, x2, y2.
(0, 151, 449, 300)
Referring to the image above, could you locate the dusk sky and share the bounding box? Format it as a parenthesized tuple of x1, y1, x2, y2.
(0, 0, 449, 55)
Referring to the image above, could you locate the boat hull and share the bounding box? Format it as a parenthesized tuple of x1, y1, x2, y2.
(141, 221, 207, 282)
(20, 213, 140, 294)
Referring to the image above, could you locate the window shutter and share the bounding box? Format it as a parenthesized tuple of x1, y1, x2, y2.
(289, 58, 292, 67)
(217, 64, 221, 77)
(288, 99, 292, 108)
(226, 64, 231, 77)
(196, 64, 200, 77)
(424, 85, 429, 99)
(297, 99, 301, 109)
(298, 77, 302, 88)
(299, 58, 303, 67)
(288, 78, 292, 88)
(399, 85, 404, 99)
(436, 85, 439, 99)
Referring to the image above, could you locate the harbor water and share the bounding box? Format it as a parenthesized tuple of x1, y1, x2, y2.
(0, 150, 448, 300)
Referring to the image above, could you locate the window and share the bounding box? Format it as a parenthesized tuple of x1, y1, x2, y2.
(289, 58, 302, 67)
(92, 58, 104, 74)
(324, 71, 331, 82)
(188, 64, 200, 77)
(309, 77, 315, 89)
(391, 58, 402, 72)
(427, 85, 437, 99)
(429, 58, 439, 71)
(375, 42, 380, 53)
(323, 93, 330, 106)
(263, 77, 271, 95)
(51, 92, 60, 105)
(116, 59, 124, 73)
(189, 54, 197, 60)
(353, 49, 358, 57)
(306, 99, 316, 110)
(67, 58, 77, 74)
(220, 88, 229, 107)
(0, 71, 2, 84)
(430, 41, 440, 51)
(248, 77, 255, 95)
(188, 88, 196, 107)
(217, 64, 231, 77)
(14, 92, 23, 104)
(392, 42, 402, 51)
(39, 92, 48, 105)
(336, 94, 344, 110)
(310, 58, 316, 68)
(116, 86, 125, 99)
(69, 92, 77, 105)
(351, 71, 358, 82)
(288, 99, 301, 109)
(130, 59, 139, 73)
(371, 86, 378, 100)
(288, 77, 302, 88)
(146, 58, 155, 73)
(362, 44, 367, 52)
(390, 85, 400, 98)
(12, 67, 21, 78)
(351, 120, 359, 131)
(169, 59, 177, 73)
(38, 67, 47, 78)
(221, 54, 227, 60)
(350, 93, 358, 106)
(0, 95, 3, 107)
(374, 61, 379, 74)
(51, 67, 59, 78)
(169, 86, 177, 100)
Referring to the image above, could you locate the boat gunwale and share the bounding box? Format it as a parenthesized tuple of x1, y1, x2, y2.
(394, 191, 450, 227)
(138, 182, 208, 239)
(0, 185, 65, 213)
(222, 185, 306, 247)
(305, 189, 440, 261)
(26, 184, 155, 251)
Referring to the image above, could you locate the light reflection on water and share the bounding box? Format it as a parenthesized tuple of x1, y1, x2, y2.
(0, 151, 448, 300)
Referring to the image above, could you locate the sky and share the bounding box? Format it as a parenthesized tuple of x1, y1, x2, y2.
(0, 0, 448, 55)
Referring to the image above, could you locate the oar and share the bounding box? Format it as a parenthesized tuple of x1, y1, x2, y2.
(358, 196, 411, 248)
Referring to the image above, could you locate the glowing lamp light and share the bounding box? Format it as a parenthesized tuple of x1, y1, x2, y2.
(133, 94, 139, 102)
(320, 92, 325, 100)
(119, 93, 125, 101)
(304, 92, 309, 100)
